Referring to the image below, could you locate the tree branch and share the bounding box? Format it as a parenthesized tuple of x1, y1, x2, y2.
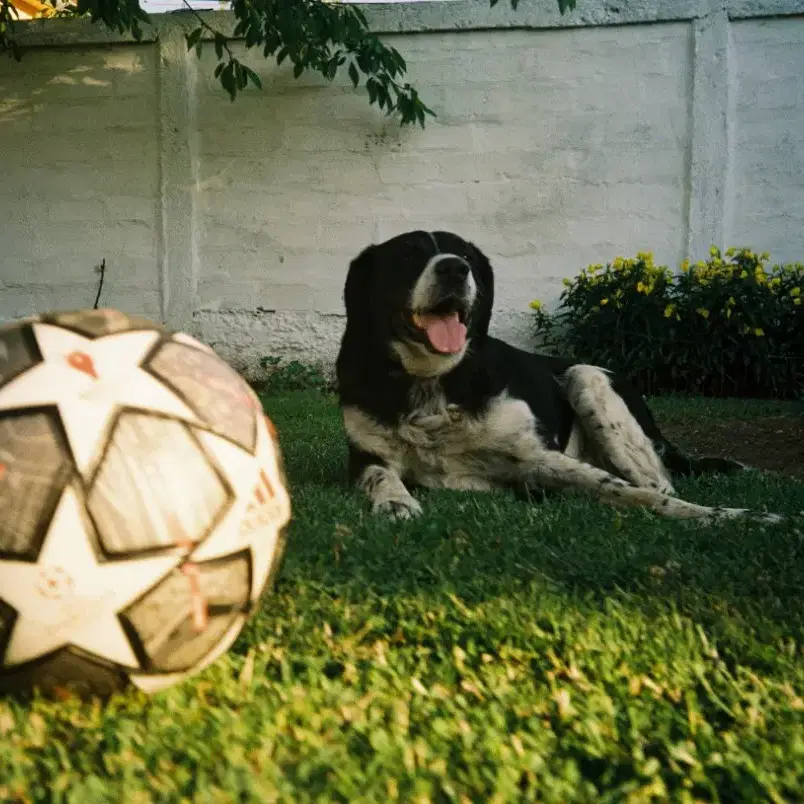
(0, 0, 578, 127)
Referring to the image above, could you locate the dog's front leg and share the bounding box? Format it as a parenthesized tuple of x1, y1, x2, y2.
(358, 463, 422, 520)
(345, 439, 422, 520)
(343, 407, 423, 519)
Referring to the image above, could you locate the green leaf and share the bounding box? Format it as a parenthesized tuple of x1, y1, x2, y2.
(185, 28, 203, 52)
(366, 78, 377, 105)
(243, 65, 262, 90)
(234, 60, 248, 90)
(245, 25, 260, 50)
(348, 61, 359, 88)
(219, 61, 237, 101)
(214, 32, 227, 60)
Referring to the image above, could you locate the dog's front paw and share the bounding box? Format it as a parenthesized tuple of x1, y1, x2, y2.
(754, 511, 784, 524)
(373, 496, 423, 520)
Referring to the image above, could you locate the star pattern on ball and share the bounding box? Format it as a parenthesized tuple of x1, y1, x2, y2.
(0, 323, 201, 477)
(0, 485, 181, 668)
(193, 416, 291, 599)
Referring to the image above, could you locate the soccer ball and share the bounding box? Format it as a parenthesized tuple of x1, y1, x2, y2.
(0, 308, 291, 697)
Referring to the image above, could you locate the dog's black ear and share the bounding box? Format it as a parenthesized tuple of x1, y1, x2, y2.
(342, 243, 377, 332)
(468, 241, 495, 338)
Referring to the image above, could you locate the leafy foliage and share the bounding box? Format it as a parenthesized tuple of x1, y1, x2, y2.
(256, 355, 333, 393)
(531, 248, 804, 399)
(72, 0, 150, 37)
(0, 0, 22, 60)
(0, 390, 802, 801)
(1, 0, 577, 126)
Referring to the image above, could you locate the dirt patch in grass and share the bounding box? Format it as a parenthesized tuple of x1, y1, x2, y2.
(663, 415, 804, 478)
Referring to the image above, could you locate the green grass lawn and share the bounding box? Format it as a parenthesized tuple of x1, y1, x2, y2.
(2, 391, 803, 803)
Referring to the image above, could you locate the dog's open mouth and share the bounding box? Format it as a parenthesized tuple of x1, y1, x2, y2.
(411, 299, 468, 354)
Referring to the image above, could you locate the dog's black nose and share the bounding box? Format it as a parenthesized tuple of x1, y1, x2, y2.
(435, 259, 470, 283)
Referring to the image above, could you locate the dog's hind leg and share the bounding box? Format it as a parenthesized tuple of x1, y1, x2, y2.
(561, 365, 676, 493)
(514, 448, 780, 525)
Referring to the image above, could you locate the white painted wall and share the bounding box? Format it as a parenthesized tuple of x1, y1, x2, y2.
(1, 1, 803, 377)
(1, 46, 162, 321)
(729, 18, 804, 265)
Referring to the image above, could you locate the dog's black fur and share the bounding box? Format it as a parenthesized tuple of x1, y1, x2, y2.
(335, 230, 779, 524)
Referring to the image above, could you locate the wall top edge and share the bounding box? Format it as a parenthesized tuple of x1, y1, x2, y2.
(12, 0, 804, 48)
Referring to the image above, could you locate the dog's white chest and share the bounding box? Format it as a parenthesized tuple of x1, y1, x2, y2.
(343, 392, 543, 491)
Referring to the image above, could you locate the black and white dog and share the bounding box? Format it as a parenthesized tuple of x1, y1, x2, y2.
(335, 230, 779, 524)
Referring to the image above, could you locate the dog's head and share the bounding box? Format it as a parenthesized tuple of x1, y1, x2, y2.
(342, 230, 495, 378)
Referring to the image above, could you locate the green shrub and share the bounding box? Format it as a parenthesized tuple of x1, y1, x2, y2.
(531, 248, 804, 399)
(256, 356, 333, 393)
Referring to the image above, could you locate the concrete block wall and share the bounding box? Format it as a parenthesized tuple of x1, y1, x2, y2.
(2, 0, 804, 377)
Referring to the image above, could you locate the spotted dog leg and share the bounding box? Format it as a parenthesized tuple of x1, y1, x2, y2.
(514, 447, 782, 525)
(561, 364, 676, 494)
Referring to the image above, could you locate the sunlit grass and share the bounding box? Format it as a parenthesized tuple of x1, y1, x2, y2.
(1, 391, 802, 802)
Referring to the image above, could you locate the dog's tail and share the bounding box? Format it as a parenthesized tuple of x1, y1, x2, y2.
(653, 440, 750, 477)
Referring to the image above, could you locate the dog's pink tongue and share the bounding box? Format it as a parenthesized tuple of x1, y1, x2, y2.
(420, 312, 467, 354)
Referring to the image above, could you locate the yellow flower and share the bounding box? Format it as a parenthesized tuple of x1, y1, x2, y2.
(754, 327, 764, 337)
(740, 270, 748, 279)
(709, 245, 720, 257)
(680, 260, 690, 273)
(791, 287, 801, 297)
(529, 299, 543, 311)
(795, 298, 801, 306)
(770, 277, 781, 289)
(696, 307, 710, 319)
(600, 298, 609, 306)
(636, 281, 652, 294)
